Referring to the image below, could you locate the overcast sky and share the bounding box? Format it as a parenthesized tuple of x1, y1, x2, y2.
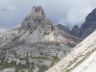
(0, 0, 96, 32)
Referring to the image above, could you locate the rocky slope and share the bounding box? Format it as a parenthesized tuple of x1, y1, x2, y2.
(0, 6, 80, 72)
(46, 31, 96, 72)
(56, 24, 70, 34)
(71, 25, 80, 38)
(0, 25, 20, 45)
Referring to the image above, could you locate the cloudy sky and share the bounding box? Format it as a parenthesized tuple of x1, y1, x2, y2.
(0, 0, 96, 32)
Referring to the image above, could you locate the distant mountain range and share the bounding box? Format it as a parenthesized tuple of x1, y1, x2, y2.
(57, 8, 96, 39)
(71, 8, 96, 39)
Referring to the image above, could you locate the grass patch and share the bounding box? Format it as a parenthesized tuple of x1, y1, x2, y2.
(31, 56, 50, 60)
(0, 61, 16, 70)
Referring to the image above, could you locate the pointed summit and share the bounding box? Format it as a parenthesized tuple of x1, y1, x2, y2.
(71, 25, 80, 37)
(31, 6, 45, 17)
(20, 6, 54, 34)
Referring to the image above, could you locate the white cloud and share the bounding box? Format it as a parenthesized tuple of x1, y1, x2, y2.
(66, 7, 93, 25)
(0, 28, 7, 32)
(0, 5, 15, 12)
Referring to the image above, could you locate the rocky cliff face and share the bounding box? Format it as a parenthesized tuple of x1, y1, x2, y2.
(46, 31, 96, 72)
(0, 6, 80, 72)
(80, 8, 96, 39)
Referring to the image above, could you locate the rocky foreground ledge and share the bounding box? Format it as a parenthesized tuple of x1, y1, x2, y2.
(46, 31, 96, 72)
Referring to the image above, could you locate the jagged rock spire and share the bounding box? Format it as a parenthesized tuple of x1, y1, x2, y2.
(71, 25, 80, 37)
(19, 6, 54, 33)
(17, 6, 79, 44)
(31, 6, 45, 17)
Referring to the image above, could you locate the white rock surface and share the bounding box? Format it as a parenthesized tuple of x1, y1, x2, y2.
(46, 31, 96, 72)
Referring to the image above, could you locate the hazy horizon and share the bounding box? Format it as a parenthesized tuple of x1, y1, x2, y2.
(0, 0, 96, 32)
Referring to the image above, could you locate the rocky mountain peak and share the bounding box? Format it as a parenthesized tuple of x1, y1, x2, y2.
(32, 6, 45, 17)
(71, 25, 80, 37)
(20, 6, 54, 34)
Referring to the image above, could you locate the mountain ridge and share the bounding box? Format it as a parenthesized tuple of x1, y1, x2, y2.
(0, 6, 80, 72)
(71, 8, 96, 39)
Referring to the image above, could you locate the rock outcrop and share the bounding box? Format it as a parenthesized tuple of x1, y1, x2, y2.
(0, 6, 80, 72)
(46, 31, 96, 72)
(71, 25, 80, 38)
(56, 24, 70, 34)
(80, 8, 96, 39)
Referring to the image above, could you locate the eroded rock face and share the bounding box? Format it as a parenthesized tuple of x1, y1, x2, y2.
(16, 6, 78, 44)
(18, 6, 59, 44)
